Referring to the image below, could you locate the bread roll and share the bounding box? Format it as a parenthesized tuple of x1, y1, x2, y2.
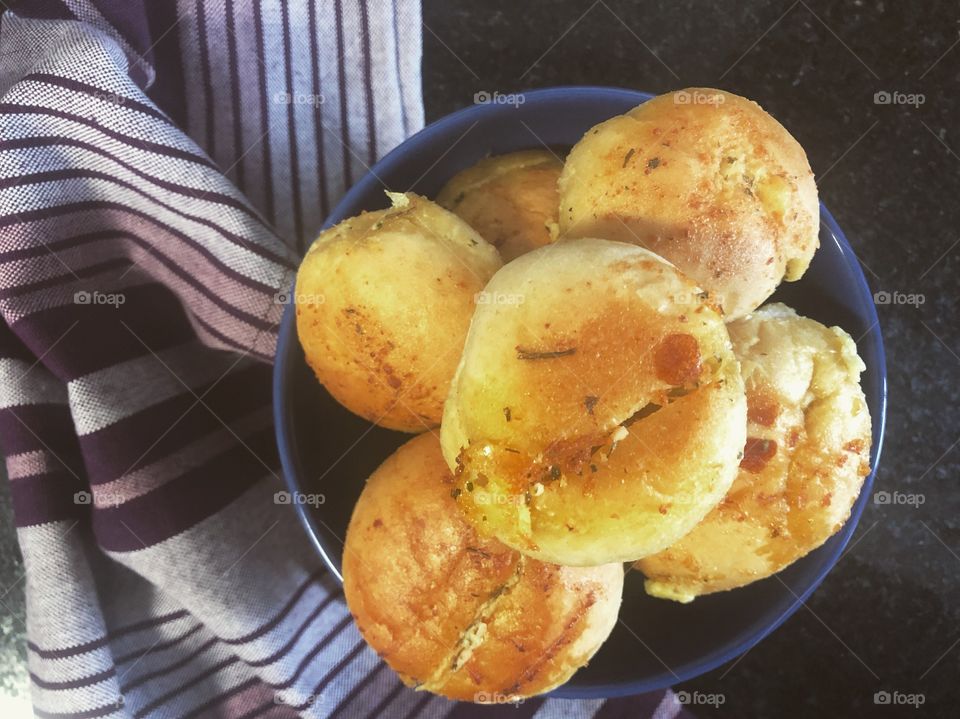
(437, 150, 562, 261)
(637, 304, 872, 602)
(295, 192, 501, 432)
(343, 433, 623, 702)
(441, 238, 747, 565)
(558, 88, 819, 319)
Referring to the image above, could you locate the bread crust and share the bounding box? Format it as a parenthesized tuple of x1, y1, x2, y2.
(343, 433, 623, 701)
(437, 150, 562, 262)
(637, 303, 872, 601)
(558, 88, 819, 319)
(295, 192, 501, 431)
(440, 238, 747, 565)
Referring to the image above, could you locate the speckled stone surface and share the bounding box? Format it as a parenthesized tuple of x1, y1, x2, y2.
(0, 477, 26, 702)
(0, 1, 957, 715)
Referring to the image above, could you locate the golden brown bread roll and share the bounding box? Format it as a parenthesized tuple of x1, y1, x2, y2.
(295, 192, 502, 432)
(558, 88, 819, 319)
(440, 238, 747, 566)
(436, 150, 562, 261)
(343, 433, 623, 702)
(637, 303, 872, 602)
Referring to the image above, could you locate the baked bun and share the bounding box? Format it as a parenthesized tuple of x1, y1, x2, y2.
(295, 192, 501, 432)
(440, 238, 747, 565)
(343, 433, 623, 702)
(637, 303, 872, 602)
(436, 150, 562, 261)
(558, 88, 819, 319)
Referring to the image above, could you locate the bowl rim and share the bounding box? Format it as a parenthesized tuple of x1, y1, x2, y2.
(273, 85, 888, 699)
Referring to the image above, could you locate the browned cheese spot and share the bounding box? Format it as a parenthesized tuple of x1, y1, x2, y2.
(654, 333, 702, 386)
(740, 437, 778, 474)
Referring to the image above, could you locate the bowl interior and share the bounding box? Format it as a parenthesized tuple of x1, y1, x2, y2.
(274, 87, 887, 698)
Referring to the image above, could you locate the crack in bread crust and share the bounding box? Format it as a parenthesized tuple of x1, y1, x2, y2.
(419, 556, 528, 692)
(504, 590, 596, 696)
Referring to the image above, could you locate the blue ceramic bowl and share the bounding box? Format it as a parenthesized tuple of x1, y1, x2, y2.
(274, 86, 887, 698)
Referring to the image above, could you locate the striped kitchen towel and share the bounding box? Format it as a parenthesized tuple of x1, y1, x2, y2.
(0, 2, 691, 718)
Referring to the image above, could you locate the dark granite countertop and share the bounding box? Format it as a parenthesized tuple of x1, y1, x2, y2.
(1, 1, 957, 716)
